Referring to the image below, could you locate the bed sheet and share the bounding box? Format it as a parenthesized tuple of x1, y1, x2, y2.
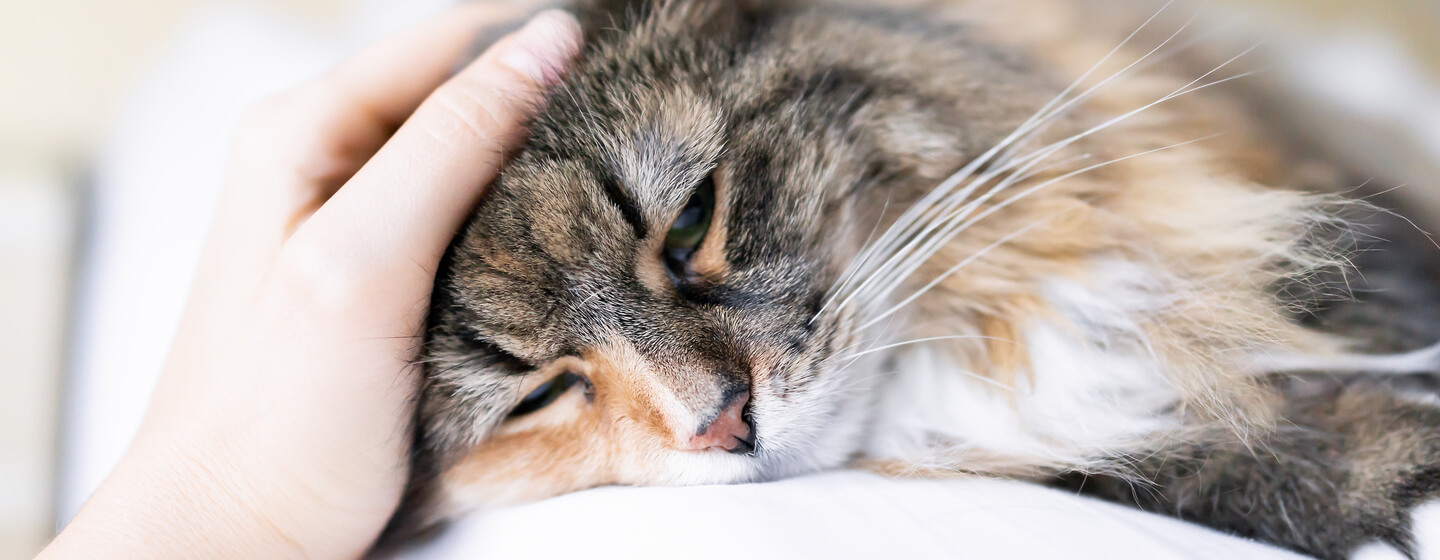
(396, 471, 1305, 560)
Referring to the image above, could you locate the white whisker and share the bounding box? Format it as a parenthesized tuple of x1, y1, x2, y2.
(1165, 41, 1264, 99)
(821, 3, 1265, 372)
(995, 8, 1201, 166)
(834, 35, 1256, 323)
(818, 0, 1185, 320)
(858, 134, 1221, 328)
(858, 213, 1069, 331)
(836, 335, 1020, 361)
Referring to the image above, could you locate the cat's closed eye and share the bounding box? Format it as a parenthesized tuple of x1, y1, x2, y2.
(663, 173, 717, 279)
(506, 372, 591, 418)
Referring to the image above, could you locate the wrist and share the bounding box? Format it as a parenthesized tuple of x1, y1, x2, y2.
(44, 431, 315, 560)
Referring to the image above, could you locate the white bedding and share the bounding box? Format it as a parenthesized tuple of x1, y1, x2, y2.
(62, 2, 1440, 559)
(397, 471, 1305, 560)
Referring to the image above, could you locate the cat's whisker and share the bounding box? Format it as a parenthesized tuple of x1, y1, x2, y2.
(987, 0, 1182, 164)
(839, 52, 1166, 317)
(858, 133, 1223, 329)
(827, 143, 1063, 318)
(820, 1, 1189, 318)
(830, 312, 905, 367)
(848, 137, 1090, 318)
(1001, 45, 1258, 180)
(1169, 69, 1265, 102)
(578, 286, 609, 307)
(841, 83, 1116, 299)
(915, 50, 1259, 241)
(853, 140, 1080, 310)
(833, 335, 1020, 361)
(1009, 153, 1095, 186)
(1165, 41, 1265, 100)
(1006, 14, 1253, 165)
(868, 136, 1213, 311)
(837, 352, 1016, 394)
(837, 17, 1268, 321)
(824, 192, 894, 320)
(857, 211, 1068, 331)
(824, 156, 997, 316)
(819, 190, 894, 324)
(994, 8, 1203, 167)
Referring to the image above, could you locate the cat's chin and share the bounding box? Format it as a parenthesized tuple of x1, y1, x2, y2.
(435, 451, 773, 522)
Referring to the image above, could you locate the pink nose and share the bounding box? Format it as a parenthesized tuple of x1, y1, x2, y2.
(681, 392, 754, 454)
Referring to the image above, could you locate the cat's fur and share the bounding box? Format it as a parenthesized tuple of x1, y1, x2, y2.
(378, 1, 1440, 558)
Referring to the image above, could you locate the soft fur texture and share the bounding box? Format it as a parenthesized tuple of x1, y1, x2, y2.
(375, 1, 1440, 558)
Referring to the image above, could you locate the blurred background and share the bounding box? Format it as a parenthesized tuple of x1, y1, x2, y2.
(0, 0, 1436, 558)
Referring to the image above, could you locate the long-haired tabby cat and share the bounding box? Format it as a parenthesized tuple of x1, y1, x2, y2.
(379, 1, 1440, 558)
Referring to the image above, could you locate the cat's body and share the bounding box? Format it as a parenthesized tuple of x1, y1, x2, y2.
(381, 1, 1440, 558)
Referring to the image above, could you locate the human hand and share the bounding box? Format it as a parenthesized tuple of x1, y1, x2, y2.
(40, 6, 581, 559)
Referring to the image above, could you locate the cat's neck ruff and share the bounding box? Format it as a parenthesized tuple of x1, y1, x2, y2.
(864, 259, 1186, 474)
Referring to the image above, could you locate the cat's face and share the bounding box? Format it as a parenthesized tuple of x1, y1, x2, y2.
(421, 15, 876, 512)
(402, 0, 1043, 525)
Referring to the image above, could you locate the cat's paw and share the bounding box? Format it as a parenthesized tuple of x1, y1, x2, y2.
(1348, 501, 1440, 560)
(1342, 381, 1440, 560)
(1412, 502, 1440, 560)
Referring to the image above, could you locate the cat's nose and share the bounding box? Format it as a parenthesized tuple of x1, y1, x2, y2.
(680, 391, 754, 454)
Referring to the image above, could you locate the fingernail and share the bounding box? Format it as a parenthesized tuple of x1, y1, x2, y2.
(498, 10, 582, 84)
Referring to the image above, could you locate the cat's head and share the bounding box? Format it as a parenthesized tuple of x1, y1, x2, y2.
(391, 0, 1048, 536)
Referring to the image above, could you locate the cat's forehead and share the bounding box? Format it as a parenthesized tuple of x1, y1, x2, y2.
(584, 83, 729, 214)
(520, 16, 762, 207)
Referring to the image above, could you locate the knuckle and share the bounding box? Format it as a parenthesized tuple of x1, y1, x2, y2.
(268, 239, 377, 311)
(237, 83, 336, 136)
(420, 79, 518, 147)
(232, 84, 361, 185)
(234, 90, 311, 150)
(240, 89, 303, 128)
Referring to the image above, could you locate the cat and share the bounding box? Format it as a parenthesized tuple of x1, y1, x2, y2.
(378, 1, 1440, 558)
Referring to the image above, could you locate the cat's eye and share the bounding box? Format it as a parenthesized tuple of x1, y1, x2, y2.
(664, 174, 717, 266)
(507, 372, 588, 418)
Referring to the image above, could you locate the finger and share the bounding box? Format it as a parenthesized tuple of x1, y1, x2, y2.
(227, 2, 527, 204)
(313, 1, 533, 129)
(277, 10, 583, 300)
(190, 5, 536, 322)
